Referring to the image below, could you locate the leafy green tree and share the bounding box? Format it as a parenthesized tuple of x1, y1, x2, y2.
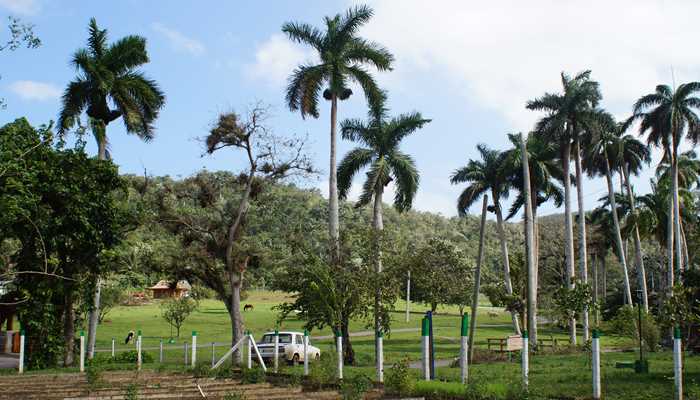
(57, 17, 164, 358)
(283, 5, 394, 261)
(451, 143, 520, 334)
(527, 70, 601, 344)
(626, 82, 700, 283)
(337, 92, 428, 370)
(161, 297, 198, 338)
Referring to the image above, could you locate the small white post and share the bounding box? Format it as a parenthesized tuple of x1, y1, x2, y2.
(137, 330, 142, 371)
(406, 271, 411, 322)
(592, 329, 601, 400)
(18, 330, 25, 374)
(246, 333, 252, 369)
(191, 331, 197, 367)
(273, 330, 279, 373)
(159, 340, 163, 363)
(421, 318, 430, 381)
(111, 338, 115, 358)
(522, 331, 529, 389)
(674, 326, 683, 400)
(211, 342, 216, 368)
(79, 330, 85, 372)
(377, 332, 384, 383)
(303, 330, 309, 376)
(336, 330, 343, 380)
(184, 342, 188, 366)
(460, 314, 469, 384)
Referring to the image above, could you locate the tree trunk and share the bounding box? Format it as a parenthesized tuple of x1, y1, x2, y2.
(341, 316, 354, 365)
(622, 165, 649, 312)
(468, 195, 488, 364)
(329, 94, 340, 263)
(521, 133, 538, 347)
(667, 195, 675, 293)
(561, 140, 576, 344)
(493, 191, 521, 335)
(372, 184, 384, 381)
(603, 152, 633, 306)
(601, 255, 607, 304)
(87, 132, 108, 359)
(63, 284, 75, 366)
(573, 137, 589, 342)
(672, 144, 683, 275)
(592, 255, 599, 326)
(681, 219, 690, 269)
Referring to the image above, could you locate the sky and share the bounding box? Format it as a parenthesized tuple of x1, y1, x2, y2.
(2, 0, 700, 218)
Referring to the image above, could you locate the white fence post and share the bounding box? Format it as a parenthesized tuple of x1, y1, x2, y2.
(592, 329, 601, 400)
(79, 330, 85, 373)
(184, 342, 188, 366)
(460, 314, 469, 384)
(137, 330, 142, 371)
(191, 331, 197, 367)
(159, 340, 163, 363)
(18, 330, 25, 374)
(111, 338, 115, 358)
(273, 330, 279, 373)
(336, 330, 343, 380)
(674, 326, 683, 400)
(211, 342, 216, 368)
(377, 331, 384, 383)
(246, 332, 252, 369)
(303, 330, 309, 376)
(522, 330, 529, 389)
(421, 318, 429, 381)
(405, 271, 411, 322)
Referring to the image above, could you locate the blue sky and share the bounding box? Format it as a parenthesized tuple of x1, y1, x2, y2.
(2, 0, 700, 217)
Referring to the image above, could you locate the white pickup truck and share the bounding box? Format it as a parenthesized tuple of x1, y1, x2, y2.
(256, 331, 321, 365)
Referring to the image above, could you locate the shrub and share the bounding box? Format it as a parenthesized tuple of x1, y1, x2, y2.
(190, 362, 211, 378)
(241, 366, 266, 384)
(340, 373, 372, 400)
(85, 363, 104, 389)
(608, 306, 660, 352)
(115, 350, 154, 364)
(307, 350, 338, 388)
(125, 383, 139, 400)
(214, 365, 234, 379)
(384, 357, 412, 396)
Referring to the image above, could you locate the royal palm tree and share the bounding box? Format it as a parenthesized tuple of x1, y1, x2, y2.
(451, 144, 521, 335)
(627, 82, 700, 278)
(635, 180, 674, 294)
(583, 111, 633, 306)
(283, 5, 394, 262)
(337, 93, 429, 378)
(57, 18, 165, 359)
(527, 70, 601, 343)
(616, 134, 651, 311)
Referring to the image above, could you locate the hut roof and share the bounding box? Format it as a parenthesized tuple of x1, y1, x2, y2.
(176, 280, 192, 290)
(148, 280, 171, 290)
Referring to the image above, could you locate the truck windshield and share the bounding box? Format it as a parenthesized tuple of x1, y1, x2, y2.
(260, 334, 292, 344)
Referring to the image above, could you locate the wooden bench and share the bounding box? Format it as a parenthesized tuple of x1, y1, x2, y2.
(487, 335, 523, 353)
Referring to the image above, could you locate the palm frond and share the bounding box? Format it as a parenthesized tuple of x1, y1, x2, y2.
(389, 151, 419, 212)
(285, 64, 327, 119)
(57, 78, 90, 134)
(344, 38, 393, 71)
(337, 147, 374, 199)
(104, 35, 148, 74)
(281, 22, 325, 50)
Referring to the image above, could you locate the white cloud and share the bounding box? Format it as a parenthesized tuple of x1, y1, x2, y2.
(358, 0, 700, 131)
(0, 0, 40, 15)
(9, 80, 60, 101)
(244, 33, 315, 87)
(152, 23, 205, 56)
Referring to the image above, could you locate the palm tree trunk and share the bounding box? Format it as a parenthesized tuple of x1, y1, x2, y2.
(672, 143, 683, 275)
(622, 165, 649, 312)
(372, 184, 384, 382)
(573, 138, 589, 342)
(468, 195, 488, 363)
(592, 255, 599, 326)
(601, 255, 607, 303)
(667, 195, 675, 292)
(87, 132, 108, 359)
(561, 140, 576, 344)
(681, 218, 690, 269)
(603, 152, 633, 306)
(493, 191, 521, 335)
(329, 94, 340, 263)
(521, 133, 537, 347)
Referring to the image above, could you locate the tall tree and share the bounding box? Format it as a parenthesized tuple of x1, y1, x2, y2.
(584, 112, 633, 306)
(337, 93, 429, 379)
(57, 18, 165, 356)
(616, 133, 652, 311)
(527, 70, 601, 343)
(627, 82, 700, 282)
(283, 5, 394, 262)
(451, 144, 521, 335)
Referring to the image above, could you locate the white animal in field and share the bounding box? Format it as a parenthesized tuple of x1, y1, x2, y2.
(487, 311, 499, 319)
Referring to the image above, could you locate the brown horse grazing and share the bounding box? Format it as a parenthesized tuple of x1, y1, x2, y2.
(243, 304, 254, 312)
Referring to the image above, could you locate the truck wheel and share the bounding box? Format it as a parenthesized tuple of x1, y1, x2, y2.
(314, 353, 320, 362)
(291, 353, 300, 366)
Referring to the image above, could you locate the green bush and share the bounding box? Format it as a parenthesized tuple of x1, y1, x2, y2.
(214, 365, 234, 379)
(190, 362, 211, 378)
(384, 357, 412, 396)
(608, 306, 660, 352)
(115, 350, 154, 364)
(241, 366, 266, 384)
(125, 383, 139, 400)
(307, 350, 338, 388)
(340, 373, 372, 400)
(85, 363, 104, 389)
